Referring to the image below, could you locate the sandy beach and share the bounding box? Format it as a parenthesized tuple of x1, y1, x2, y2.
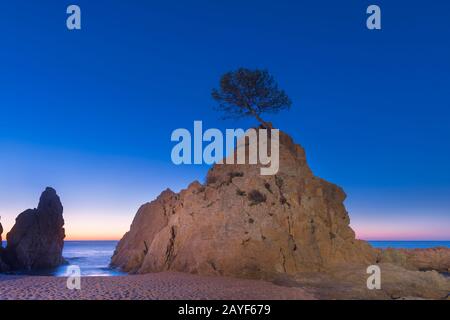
(0, 272, 315, 300)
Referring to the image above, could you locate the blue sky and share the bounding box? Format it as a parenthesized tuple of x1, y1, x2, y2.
(0, 0, 449, 239)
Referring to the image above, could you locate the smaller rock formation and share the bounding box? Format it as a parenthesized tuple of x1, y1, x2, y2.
(0, 221, 9, 272)
(287, 263, 450, 300)
(379, 247, 450, 273)
(4, 187, 66, 270)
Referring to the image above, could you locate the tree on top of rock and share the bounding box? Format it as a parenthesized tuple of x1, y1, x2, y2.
(212, 68, 292, 128)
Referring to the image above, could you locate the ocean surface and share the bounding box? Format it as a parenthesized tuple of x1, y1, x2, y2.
(1, 240, 125, 277)
(1, 240, 449, 277)
(368, 241, 450, 249)
(55, 241, 126, 277)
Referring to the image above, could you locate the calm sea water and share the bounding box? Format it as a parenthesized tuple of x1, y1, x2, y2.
(1, 240, 449, 277)
(1, 240, 125, 277)
(55, 241, 126, 277)
(368, 241, 450, 249)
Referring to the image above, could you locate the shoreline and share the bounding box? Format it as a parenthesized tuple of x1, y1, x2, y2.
(1, 267, 448, 300)
(0, 272, 315, 300)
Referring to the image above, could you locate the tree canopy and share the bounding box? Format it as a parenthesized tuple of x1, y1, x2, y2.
(212, 68, 292, 128)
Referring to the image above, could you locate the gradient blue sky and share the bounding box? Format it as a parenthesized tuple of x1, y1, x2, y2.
(0, 1, 449, 240)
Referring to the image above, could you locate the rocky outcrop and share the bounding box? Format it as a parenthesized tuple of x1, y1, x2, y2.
(112, 129, 378, 278)
(111, 128, 450, 299)
(284, 263, 450, 300)
(0, 221, 9, 272)
(4, 187, 66, 270)
(379, 247, 450, 273)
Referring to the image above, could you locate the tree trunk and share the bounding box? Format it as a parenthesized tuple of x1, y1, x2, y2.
(253, 113, 271, 129)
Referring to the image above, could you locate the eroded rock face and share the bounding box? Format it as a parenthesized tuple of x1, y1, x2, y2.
(112, 130, 378, 278)
(5, 187, 66, 270)
(0, 222, 8, 272)
(379, 247, 450, 273)
(288, 263, 450, 300)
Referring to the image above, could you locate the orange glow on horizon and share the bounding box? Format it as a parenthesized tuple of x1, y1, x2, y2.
(65, 232, 122, 241)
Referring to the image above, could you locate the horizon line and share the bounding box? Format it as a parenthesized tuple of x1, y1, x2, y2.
(2, 239, 450, 242)
(59, 239, 450, 242)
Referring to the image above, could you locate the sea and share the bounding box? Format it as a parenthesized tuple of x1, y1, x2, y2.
(1, 240, 125, 277)
(368, 241, 450, 250)
(1, 240, 449, 277)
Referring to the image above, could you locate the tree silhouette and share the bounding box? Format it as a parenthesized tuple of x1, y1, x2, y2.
(212, 68, 292, 128)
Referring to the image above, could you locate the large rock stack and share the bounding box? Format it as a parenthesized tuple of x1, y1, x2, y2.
(111, 129, 378, 278)
(2, 187, 66, 271)
(0, 221, 8, 272)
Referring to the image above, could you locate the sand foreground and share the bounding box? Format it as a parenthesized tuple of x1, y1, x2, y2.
(0, 272, 315, 300)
